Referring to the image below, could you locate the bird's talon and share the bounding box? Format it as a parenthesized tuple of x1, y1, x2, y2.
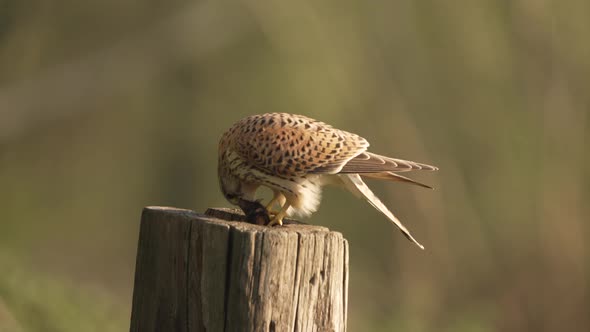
(267, 217, 283, 227)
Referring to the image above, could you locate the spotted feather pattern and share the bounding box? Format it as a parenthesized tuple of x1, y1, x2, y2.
(224, 113, 369, 178)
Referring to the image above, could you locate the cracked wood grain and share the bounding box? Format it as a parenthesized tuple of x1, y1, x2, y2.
(130, 206, 348, 332)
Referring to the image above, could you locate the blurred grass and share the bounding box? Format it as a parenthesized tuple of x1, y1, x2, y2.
(0, 255, 126, 332)
(1, 0, 589, 331)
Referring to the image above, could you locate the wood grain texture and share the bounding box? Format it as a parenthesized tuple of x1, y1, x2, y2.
(130, 206, 348, 332)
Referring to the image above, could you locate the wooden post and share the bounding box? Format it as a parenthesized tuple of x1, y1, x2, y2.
(130, 206, 349, 332)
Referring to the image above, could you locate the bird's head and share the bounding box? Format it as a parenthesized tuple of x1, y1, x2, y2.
(219, 173, 270, 225)
(219, 173, 243, 205)
(217, 126, 270, 225)
(218, 131, 240, 205)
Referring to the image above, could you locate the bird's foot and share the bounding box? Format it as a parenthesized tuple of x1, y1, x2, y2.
(265, 203, 290, 227)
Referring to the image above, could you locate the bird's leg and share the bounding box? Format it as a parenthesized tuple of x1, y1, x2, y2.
(265, 190, 286, 216)
(267, 203, 291, 227)
(265, 193, 281, 215)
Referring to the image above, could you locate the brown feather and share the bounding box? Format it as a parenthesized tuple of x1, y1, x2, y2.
(230, 113, 369, 177)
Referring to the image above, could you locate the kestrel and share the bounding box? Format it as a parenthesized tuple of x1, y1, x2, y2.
(218, 113, 437, 249)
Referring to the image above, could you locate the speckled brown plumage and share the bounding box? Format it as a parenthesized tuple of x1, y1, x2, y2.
(218, 113, 438, 249)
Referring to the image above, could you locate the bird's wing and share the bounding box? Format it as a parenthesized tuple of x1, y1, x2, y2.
(339, 152, 438, 173)
(339, 174, 424, 249)
(232, 113, 437, 178)
(233, 113, 369, 177)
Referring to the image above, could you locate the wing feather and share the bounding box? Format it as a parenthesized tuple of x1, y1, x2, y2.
(339, 152, 438, 173)
(232, 113, 368, 177)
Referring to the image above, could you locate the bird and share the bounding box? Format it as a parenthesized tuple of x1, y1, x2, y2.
(218, 113, 438, 249)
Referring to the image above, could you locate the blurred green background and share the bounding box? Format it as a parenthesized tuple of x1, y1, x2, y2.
(1, 0, 589, 331)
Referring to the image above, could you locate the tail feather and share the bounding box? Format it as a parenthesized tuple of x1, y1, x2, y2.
(361, 172, 433, 189)
(339, 174, 424, 249)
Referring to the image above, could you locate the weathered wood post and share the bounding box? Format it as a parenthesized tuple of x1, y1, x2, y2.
(130, 206, 349, 332)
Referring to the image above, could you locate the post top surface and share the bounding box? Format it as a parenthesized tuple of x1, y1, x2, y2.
(142, 206, 336, 235)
